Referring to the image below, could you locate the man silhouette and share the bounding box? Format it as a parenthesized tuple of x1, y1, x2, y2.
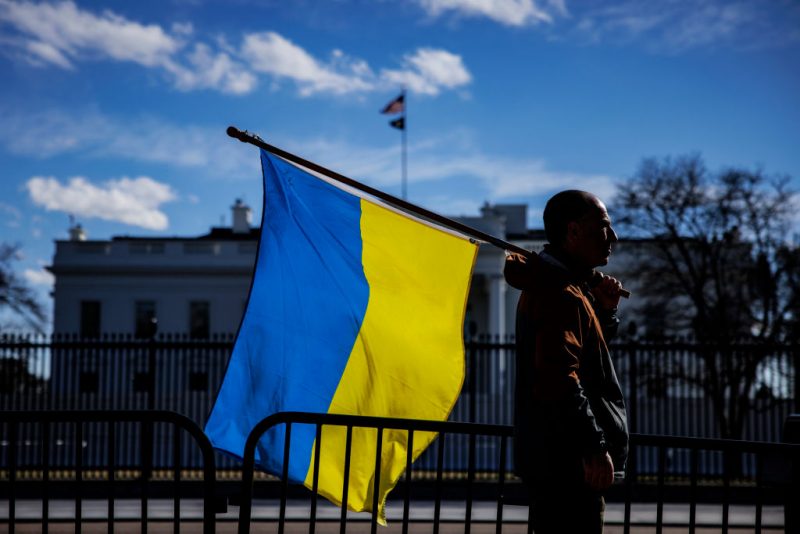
(505, 190, 629, 534)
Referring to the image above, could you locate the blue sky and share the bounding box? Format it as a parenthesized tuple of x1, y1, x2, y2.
(1, 0, 799, 325)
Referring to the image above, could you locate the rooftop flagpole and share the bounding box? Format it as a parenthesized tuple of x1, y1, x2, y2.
(381, 91, 407, 200)
(226, 126, 630, 298)
(401, 89, 407, 200)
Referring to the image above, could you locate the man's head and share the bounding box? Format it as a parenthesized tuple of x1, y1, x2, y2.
(543, 190, 617, 268)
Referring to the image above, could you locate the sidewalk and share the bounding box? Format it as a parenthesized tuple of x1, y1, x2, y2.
(1, 498, 786, 529)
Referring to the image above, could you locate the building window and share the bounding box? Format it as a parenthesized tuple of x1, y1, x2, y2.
(135, 301, 157, 339)
(183, 242, 216, 255)
(129, 242, 165, 254)
(75, 243, 108, 254)
(80, 301, 101, 338)
(190, 301, 210, 339)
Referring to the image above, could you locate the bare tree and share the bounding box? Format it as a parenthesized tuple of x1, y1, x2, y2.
(613, 154, 798, 439)
(0, 356, 45, 395)
(0, 242, 47, 333)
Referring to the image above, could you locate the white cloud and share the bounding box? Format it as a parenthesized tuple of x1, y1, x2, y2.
(24, 38, 72, 68)
(417, 0, 566, 26)
(0, 2, 472, 97)
(0, 0, 180, 69)
(23, 268, 54, 287)
(0, 0, 255, 94)
(26, 175, 177, 230)
(241, 31, 375, 96)
(381, 48, 471, 96)
(168, 42, 258, 94)
(241, 33, 471, 97)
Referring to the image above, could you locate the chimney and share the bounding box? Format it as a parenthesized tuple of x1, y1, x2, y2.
(232, 198, 252, 234)
(69, 221, 86, 241)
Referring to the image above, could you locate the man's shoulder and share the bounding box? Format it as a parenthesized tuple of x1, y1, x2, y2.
(529, 275, 588, 317)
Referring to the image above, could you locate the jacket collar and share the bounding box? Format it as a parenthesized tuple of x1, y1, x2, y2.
(540, 244, 595, 286)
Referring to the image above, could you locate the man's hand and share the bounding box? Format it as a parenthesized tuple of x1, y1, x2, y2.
(582, 451, 614, 491)
(591, 274, 623, 311)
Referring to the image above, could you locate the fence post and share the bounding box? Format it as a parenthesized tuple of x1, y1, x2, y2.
(628, 341, 638, 435)
(147, 318, 158, 411)
(794, 344, 799, 414)
(142, 317, 158, 480)
(468, 337, 477, 423)
(783, 415, 800, 533)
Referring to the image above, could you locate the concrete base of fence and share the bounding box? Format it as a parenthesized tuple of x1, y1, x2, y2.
(604, 502, 785, 528)
(1, 499, 786, 528)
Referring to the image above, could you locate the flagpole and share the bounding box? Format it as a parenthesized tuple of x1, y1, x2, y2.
(401, 89, 407, 201)
(227, 126, 527, 255)
(226, 126, 630, 298)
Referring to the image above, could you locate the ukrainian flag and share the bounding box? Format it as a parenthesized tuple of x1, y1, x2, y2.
(205, 149, 477, 522)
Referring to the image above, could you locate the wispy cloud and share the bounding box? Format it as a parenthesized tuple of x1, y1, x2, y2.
(0, 201, 22, 228)
(23, 267, 54, 287)
(288, 131, 616, 204)
(0, 107, 259, 178)
(3, 107, 615, 210)
(0, 1, 472, 96)
(416, 0, 568, 26)
(571, 0, 800, 52)
(26, 175, 177, 230)
(169, 42, 258, 94)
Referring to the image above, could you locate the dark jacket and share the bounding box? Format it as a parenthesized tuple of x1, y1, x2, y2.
(505, 248, 628, 486)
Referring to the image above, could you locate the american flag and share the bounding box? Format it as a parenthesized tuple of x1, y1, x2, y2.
(380, 93, 404, 114)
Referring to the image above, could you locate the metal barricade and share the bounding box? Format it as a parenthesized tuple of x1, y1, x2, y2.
(237, 412, 516, 534)
(623, 433, 800, 533)
(0, 410, 217, 533)
(2, 409, 798, 533)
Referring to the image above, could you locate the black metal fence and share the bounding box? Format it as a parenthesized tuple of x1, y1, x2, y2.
(1, 334, 798, 472)
(0, 410, 218, 533)
(2, 409, 797, 533)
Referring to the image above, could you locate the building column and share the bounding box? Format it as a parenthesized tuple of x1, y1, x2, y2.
(486, 274, 506, 340)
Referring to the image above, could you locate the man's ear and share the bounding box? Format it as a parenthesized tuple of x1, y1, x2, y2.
(566, 220, 581, 244)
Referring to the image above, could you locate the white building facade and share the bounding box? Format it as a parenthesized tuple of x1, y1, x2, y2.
(48, 200, 551, 338)
(49, 200, 255, 337)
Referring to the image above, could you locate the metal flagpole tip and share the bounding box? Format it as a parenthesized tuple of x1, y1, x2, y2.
(228, 126, 265, 144)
